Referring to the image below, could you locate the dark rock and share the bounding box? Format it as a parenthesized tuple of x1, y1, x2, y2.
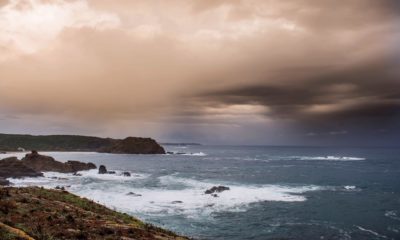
(0, 157, 43, 178)
(21, 151, 94, 173)
(65, 161, 96, 172)
(0, 177, 10, 186)
(107, 171, 116, 174)
(98, 165, 107, 174)
(166, 151, 174, 154)
(127, 192, 142, 197)
(73, 172, 82, 176)
(123, 172, 131, 177)
(99, 137, 166, 154)
(205, 186, 230, 194)
(171, 201, 183, 204)
(55, 186, 65, 191)
(212, 194, 219, 198)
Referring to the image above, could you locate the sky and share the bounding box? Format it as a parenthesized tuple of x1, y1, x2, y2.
(0, 0, 399, 146)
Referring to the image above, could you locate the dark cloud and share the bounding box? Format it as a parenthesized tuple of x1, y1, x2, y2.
(0, 0, 399, 145)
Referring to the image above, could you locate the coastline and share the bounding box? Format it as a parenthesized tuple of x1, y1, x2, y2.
(0, 186, 189, 240)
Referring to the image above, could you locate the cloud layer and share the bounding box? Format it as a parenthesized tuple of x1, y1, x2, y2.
(0, 0, 399, 145)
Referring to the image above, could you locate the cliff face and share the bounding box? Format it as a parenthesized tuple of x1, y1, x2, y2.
(0, 187, 188, 240)
(99, 137, 166, 154)
(0, 134, 166, 154)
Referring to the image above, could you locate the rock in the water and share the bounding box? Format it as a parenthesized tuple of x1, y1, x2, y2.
(171, 201, 183, 204)
(0, 157, 43, 179)
(73, 172, 82, 176)
(123, 172, 131, 177)
(205, 186, 230, 194)
(99, 137, 166, 154)
(21, 151, 95, 173)
(98, 165, 107, 174)
(127, 192, 142, 197)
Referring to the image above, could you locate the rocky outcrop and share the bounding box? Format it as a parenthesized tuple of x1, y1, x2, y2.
(21, 151, 96, 173)
(98, 165, 108, 174)
(65, 161, 96, 172)
(205, 186, 230, 194)
(0, 187, 188, 240)
(99, 137, 166, 154)
(0, 157, 43, 179)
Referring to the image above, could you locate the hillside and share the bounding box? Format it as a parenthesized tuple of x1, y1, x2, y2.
(0, 187, 188, 240)
(0, 134, 165, 154)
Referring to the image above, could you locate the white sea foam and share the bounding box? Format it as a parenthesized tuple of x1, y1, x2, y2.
(8, 173, 324, 218)
(344, 185, 356, 190)
(356, 226, 388, 239)
(293, 156, 365, 161)
(385, 211, 400, 221)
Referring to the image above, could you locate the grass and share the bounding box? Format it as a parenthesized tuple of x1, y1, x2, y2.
(0, 187, 189, 240)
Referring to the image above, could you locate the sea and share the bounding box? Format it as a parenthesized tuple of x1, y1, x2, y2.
(3, 145, 400, 240)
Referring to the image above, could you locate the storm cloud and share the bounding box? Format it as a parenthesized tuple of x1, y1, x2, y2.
(0, 0, 399, 145)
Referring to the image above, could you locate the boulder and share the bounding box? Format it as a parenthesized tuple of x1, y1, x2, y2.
(98, 165, 107, 174)
(171, 201, 183, 204)
(0, 157, 43, 179)
(123, 172, 131, 177)
(126, 192, 142, 197)
(99, 137, 166, 154)
(204, 186, 230, 194)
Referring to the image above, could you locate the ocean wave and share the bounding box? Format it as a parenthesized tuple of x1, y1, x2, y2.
(167, 152, 207, 156)
(8, 173, 324, 219)
(290, 156, 366, 161)
(385, 211, 400, 221)
(356, 226, 388, 239)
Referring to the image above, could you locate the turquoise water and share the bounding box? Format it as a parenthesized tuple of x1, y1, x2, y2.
(7, 146, 400, 239)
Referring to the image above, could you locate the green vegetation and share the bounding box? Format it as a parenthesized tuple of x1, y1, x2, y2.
(0, 133, 115, 152)
(0, 187, 188, 240)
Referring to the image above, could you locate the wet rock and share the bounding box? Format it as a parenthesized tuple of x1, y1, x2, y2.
(166, 151, 174, 154)
(204, 186, 230, 194)
(73, 172, 82, 176)
(171, 201, 183, 204)
(108, 171, 116, 174)
(123, 172, 131, 177)
(99, 165, 107, 174)
(211, 194, 219, 198)
(55, 186, 65, 191)
(127, 192, 142, 197)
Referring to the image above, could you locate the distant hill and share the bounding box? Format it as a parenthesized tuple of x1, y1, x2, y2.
(162, 143, 202, 146)
(0, 134, 165, 154)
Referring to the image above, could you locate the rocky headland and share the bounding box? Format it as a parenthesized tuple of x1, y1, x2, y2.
(0, 134, 166, 154)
